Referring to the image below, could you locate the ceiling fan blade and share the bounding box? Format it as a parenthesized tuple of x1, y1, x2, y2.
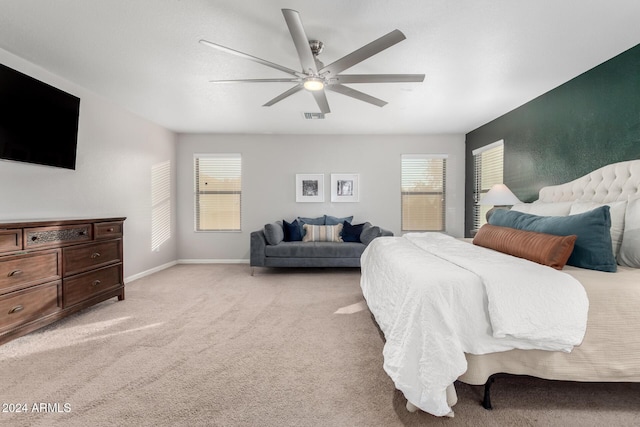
(312, 90, 331, 114)
(319, 29, 406, 77)
(333, 74, 425, 84)
(199, 39, 302, 77)
(263, 84, 304, 107)
(209, 78, 301, 84)
(281, 9, 317, 74)
(325, 84, 387, 107)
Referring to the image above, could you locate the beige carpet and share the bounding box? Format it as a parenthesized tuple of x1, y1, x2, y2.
(1, 264, 639, 426)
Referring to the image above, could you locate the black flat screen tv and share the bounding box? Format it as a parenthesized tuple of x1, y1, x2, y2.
(0, 63, 80, 170)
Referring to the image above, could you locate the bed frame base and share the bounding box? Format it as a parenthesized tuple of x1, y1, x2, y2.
(482, 375, 497, 410)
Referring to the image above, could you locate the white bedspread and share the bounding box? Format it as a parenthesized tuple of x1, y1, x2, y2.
(360, 233, 589, 417)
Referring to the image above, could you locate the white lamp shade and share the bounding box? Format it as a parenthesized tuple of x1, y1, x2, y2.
(479, 184, 521, 206)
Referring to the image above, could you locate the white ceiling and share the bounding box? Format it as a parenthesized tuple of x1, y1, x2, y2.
(1, 0, 640, 135)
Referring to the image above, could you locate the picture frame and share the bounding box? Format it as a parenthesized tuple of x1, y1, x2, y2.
(331, 173, 359, 202)
(296, 174, 324, 202)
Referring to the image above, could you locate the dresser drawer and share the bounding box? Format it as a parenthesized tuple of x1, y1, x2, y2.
(94, 221, 124, 240)
(0, 229, 22, 254)
(0, 281, 61, 332)
(24, 224, 92, 249)
(63, 264, 122, 308)
(0, 250, 62, 295)
(63, 240, 122, 277)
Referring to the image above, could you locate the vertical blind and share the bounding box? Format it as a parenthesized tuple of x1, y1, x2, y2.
(194, 154, 242, 231)
(472, 141, 504, 230)
(401, 154, 447, 231)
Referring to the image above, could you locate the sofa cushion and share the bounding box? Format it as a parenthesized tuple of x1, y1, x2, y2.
(342, 221, 365, 242)
(302, 224, 344, 242)
(265, 241, 366, 258)
(264, 222, 284, 245)
(360, 224, 382, 245)
(325, 215, 353, 225)
(283, 219, 303, 242)
(297, 216, 325, 236)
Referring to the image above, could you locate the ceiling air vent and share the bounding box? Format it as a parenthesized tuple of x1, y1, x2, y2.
(303, 112, 325, 120)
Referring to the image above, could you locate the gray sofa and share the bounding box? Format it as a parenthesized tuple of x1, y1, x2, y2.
(250, 217, 392, 273)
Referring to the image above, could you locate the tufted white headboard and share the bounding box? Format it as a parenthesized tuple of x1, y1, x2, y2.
(538, 159, 640, 203)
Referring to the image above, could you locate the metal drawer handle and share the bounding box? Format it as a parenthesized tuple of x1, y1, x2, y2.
(8, 269, 23, 277)
(79, 230, 87, 236)
(92, 280, 101, 287)
(8, 305, 24, 314)
(31, 236, 38, 241)
(107, 228, 114, 232)
(91, 252, 101, 259)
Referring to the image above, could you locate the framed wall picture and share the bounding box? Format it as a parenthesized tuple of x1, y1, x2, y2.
(296, 174, 324, 202)
(331, 173, 359, 202)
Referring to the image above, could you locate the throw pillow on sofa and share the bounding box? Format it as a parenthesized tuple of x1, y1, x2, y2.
(264, 222, 284, 245)
(283, 219, 303, 241)
(297, 216, 325, 236)
(360, 223, 382, 245)
(342, 221, 365, 242)
(325, 215, 353, 225)
(302, 224, 344, 242)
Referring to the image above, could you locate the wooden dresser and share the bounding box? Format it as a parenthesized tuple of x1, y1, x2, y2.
(0, 217, 125, 345)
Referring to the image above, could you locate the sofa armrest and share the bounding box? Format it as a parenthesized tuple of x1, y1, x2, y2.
(250, 230, 267, 267)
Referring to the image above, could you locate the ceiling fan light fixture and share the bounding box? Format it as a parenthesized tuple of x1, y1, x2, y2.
(303, 78, 324, 91)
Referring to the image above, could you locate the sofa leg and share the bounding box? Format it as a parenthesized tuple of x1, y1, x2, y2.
(250, 267, 255, 276)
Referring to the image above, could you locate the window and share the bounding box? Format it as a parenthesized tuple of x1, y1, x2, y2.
(194, 154, 242, 231)
(472, 140, 504, 230)
(151, 160, 171, 250)
(401, 154, 447, 232)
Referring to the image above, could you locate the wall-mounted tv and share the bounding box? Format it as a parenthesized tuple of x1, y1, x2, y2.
(0, 63, 80, 170)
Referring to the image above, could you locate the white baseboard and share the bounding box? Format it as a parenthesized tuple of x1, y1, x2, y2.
(125, 260, 178, 283)
(177, 259, 249, 264)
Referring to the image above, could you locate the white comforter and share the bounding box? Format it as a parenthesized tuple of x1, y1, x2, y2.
(360, 232, 589, 417)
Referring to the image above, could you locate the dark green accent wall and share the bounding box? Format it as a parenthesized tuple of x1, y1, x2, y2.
(465, 43, 640, 237)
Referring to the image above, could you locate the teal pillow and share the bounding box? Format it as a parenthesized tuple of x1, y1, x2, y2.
(489, 206, 616, 272)
(325, 215, 353, 225)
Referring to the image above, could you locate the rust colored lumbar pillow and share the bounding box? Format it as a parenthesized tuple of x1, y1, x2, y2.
(473, 224, 577, 270)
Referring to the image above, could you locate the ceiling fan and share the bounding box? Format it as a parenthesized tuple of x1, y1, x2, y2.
(199, 8, 425, 114)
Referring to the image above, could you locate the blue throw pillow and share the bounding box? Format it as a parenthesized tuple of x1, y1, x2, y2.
(283, 219, 303, 242)
(325, 215, 353, 225)
(341, 221, 365, 242)
(489, 206, 616, 272)
(297, 216, 325, 236)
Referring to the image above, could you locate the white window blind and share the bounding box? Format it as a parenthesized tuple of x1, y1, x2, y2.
(472, 141, 504, 230)
(194, 154, 242, 231)
(151, 160, 171, 250)
(401, 154, 447, 232)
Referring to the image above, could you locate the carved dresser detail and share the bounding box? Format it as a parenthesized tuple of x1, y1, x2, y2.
(0, 217, 125, 345)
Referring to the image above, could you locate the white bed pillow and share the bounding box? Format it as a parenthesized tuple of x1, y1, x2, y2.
(618, 195, 640, 268)
(570, 200, 627, 259)
(510, 201, 573, 216)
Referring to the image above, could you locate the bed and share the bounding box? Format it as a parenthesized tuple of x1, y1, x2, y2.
(360, 159, 640, 417)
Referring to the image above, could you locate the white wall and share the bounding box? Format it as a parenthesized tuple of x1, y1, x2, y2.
(0, 48, 178, 280)
(176, 133, 465, 261)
